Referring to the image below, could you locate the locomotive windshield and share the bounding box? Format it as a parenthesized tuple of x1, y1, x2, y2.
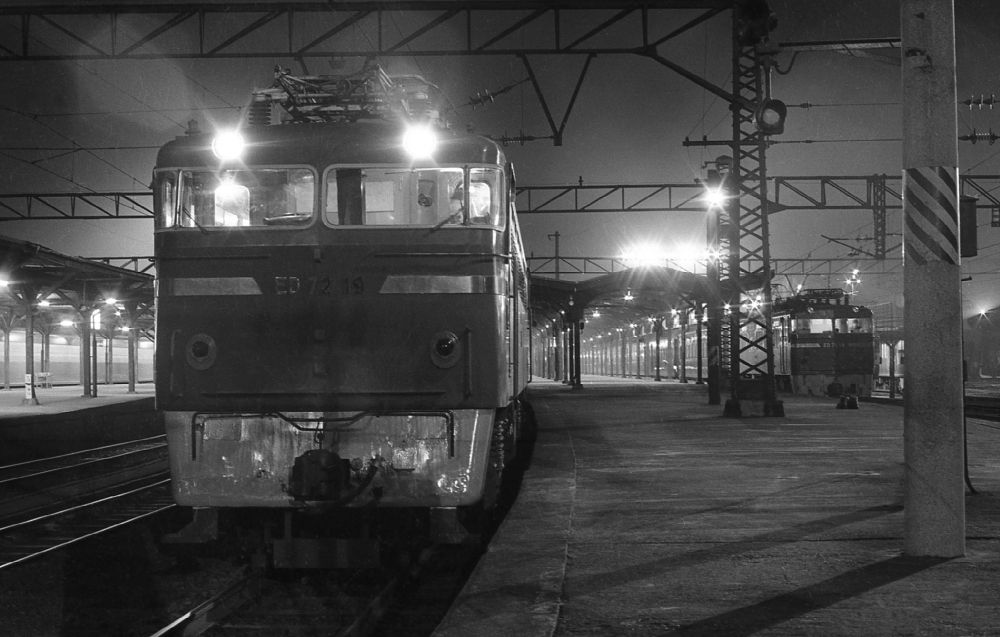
(792, 312, 872, 335)
(159, 168, 316, 228)
(324, 166, 502, 228)
(155, 165, 503, 229)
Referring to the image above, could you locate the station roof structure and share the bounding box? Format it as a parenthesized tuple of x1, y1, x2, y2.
(0, 234, 154, 334)
(530, 266, 765, 322)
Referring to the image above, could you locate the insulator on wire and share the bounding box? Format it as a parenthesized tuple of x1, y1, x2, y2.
(961, 94, 996, 110)
(959, 128, 999, 145)
(470, 90, 495, 109)
(489, 130, 548, 147)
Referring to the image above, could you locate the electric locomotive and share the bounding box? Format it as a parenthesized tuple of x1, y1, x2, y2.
(768, 289, 875, 397)
(153, 66, 532, 567)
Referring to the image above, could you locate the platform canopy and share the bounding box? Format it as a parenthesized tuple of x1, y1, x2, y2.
(530, 265, 764, 324)
(0, 234, 154, 335)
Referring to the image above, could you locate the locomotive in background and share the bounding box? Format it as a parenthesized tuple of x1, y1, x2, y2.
(661, 288, 875, 397)
(153, 64, 532, 568)
(765, 288, 875, 398)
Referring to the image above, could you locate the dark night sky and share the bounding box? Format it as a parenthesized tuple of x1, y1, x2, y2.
(1, 1, 999, 315)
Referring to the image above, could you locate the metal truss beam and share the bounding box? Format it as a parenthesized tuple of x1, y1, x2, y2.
(0, 2, 729, 61)
(0, 192, 152, 221)
(2, 176, 995, 221)
(0, 175, 1000, 222)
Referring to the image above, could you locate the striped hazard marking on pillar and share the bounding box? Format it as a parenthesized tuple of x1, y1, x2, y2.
(903, 166, 959, 265)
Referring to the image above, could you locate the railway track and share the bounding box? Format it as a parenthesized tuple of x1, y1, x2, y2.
(0, 435, 169, 524)
(0, 435, 173, 570)
(869, 392, 1000, 422)
(147, 544, 475, 637)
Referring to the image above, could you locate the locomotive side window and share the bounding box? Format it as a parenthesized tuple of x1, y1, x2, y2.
(322, 167, 502, 227)
(172, 168, 315, 228)
(468, 168, 500, 225)
(155, 172, 177, 228)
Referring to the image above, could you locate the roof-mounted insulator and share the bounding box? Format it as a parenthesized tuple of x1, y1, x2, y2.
(245, 93, 273, 127)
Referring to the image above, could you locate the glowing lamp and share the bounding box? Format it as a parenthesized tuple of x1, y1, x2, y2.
(212, 130, 245, 161)
(403, 126, 437, 159)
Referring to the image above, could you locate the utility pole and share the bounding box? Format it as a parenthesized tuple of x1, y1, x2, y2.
(901, 0, 965, 557)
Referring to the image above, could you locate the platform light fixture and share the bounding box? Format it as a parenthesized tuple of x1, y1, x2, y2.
(705, 188, 726, 208)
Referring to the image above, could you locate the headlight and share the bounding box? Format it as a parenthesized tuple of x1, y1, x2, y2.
(212, 130, 245, 161)
(186, 334, 218, 370)
(430, 331, 461, 368)
(403, 126, 437, 159)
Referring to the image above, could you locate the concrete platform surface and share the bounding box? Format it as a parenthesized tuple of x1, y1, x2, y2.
(0, 383, 158, 464)
(434, 376, 1000, 636)
(0, 382, 154, 419)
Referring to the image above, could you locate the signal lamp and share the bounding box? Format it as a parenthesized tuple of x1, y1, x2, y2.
(403, 126, 438, 159)
(212, 130, 245, 161)
(754, 99, 787, 135)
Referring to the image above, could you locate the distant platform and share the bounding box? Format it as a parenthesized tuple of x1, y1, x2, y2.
(0, 383, 160, 464)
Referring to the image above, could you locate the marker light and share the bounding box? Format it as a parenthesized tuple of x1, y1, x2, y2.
(212, 130, 245, 161)
(403, 126, 437, 159)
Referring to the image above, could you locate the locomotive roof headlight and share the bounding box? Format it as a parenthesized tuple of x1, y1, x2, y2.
(430, 330, 462, 368)
(403, 125, 437, 159)
(212, 130, 245, 161)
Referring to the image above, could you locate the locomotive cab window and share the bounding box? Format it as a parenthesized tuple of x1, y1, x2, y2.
(793, 313, 834, 335)
(836, 317, 872, 333)
(160, 168, 315, 229)
(323, 166, 503, 228)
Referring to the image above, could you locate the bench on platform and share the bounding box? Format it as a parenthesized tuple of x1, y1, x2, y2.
(34, 372, 52, 388)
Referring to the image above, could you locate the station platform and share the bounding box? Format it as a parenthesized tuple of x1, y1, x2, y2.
(0, 383, 159, 464)
(434, 376, 1000, 636)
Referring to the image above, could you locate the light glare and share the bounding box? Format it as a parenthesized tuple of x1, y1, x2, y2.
(705, 188, 726, 207)
(403, 126, 438, 159)
(212, 130, 245, 161)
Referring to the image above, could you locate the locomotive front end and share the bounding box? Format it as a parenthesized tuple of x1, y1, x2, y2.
(154, 118, 529, 537)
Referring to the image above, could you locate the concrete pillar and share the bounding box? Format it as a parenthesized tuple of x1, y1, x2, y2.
(901, 0, 965, 557)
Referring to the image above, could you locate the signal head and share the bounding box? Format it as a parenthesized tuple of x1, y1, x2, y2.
(754, 99, 787, 135)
